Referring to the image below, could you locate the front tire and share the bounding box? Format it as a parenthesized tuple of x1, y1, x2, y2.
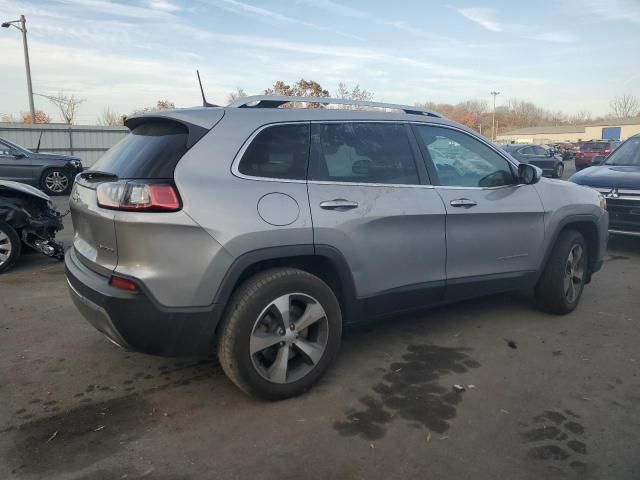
(217, 268, 342, 400)
(553, 163, 564, 178)
(41, 168, 71, 195)
(535, 230, 588, 314)
(0, 221, 21, 273)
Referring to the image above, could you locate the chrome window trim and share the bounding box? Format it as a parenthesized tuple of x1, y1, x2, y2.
(232, 120, 429, 188)
(308, 180, 434, 189)
(231, 119, 526, 191)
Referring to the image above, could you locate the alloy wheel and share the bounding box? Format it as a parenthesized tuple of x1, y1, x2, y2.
(564, 244, 585, 303)
(45, 171, 69, 193)
(0, 230, 13, 267)
(250, 293, 329, 384)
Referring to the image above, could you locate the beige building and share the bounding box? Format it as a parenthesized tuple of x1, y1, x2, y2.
(496, 118, 640, 144)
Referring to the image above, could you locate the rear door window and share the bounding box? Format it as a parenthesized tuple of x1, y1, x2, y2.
(309, 123, 419, 185)
(532, 146, 548, 156)
(91, 121, 189, 178)
(238, 123, 310, 180)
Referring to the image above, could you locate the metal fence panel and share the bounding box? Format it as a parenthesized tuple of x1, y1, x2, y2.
(0, 123, 129, 167)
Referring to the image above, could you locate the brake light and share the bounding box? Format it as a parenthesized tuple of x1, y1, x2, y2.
(97, 181, 181, 212)
(603, 149, 610, 154)
(109, 275, 138, 291)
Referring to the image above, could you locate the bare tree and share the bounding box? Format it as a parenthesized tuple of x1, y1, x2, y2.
(226, 87, 247, 105)
(39, 92, 85, 124)
(22, 110, 51, 124)
(130, 100, 177, 116)
(336, 82, 374, 109)
(610, 94, 640, 118)
(569, 110, 592, 125)
(96, 108, 124, 126)
(156, 100, 175, 110)
(264, 79, 329, 108)
(2, 110, 52, 123)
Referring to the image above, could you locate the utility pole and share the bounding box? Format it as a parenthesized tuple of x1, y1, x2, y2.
(2, 15, 36, 123)
(490, 91, 500, 141)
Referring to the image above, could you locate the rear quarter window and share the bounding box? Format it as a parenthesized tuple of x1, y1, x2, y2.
(237, 124, 310, 180)
(91, 121, 189, 179)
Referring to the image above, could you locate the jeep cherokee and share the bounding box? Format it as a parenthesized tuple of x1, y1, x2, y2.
(66, 96, 608, 400)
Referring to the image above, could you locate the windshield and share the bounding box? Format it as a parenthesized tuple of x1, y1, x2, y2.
(604, 137, 640, 166)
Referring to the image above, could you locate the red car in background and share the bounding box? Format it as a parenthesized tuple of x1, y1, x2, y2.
(575, 140, 621, 170)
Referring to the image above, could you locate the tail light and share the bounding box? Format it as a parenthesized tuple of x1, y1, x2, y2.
(97, 181, 181, 212)
(603, 149, 610, 155)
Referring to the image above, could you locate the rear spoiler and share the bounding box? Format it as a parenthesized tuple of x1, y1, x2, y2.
(124, 109, 225, 148)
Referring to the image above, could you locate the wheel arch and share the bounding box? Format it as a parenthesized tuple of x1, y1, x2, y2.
(540, 215, 600, 284)
(212, 245, 359, 325)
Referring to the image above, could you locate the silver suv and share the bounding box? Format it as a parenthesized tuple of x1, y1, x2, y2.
(66, 96, 608, 400)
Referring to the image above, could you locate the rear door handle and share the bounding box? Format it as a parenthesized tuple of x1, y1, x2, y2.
(450, 198, 477, 208)
(319, 199, 359, 211)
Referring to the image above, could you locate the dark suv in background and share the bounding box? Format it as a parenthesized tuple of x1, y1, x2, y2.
(575, 140, 620, 171)
(0, 137, 83, 195)
(499, 144, 565, 178)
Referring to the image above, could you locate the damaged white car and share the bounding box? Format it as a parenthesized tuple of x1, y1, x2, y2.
(0, 180, 65, 273)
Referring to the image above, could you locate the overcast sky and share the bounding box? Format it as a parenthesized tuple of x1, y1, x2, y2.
(1, 0, 639, 124)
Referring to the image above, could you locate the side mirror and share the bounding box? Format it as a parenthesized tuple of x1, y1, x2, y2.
(592, 156, 606, 166)
(12, 152, 25, 159)
(518, 163, 542, 185)
(548, 150, 554, 157)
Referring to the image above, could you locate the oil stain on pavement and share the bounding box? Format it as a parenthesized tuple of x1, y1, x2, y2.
(521, 410, 588, 474)
(334, 344, 480, 440)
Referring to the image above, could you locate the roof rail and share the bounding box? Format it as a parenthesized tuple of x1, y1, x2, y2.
(227, 95, 442, 118)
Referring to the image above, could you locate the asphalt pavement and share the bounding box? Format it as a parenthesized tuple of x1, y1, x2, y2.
(1, 161, 639, 480)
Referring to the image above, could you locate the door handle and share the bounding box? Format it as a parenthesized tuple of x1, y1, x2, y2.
(319, 199, 359, 211)
(450, 198, 477, 208)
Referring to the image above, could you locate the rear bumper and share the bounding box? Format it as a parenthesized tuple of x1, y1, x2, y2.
(65, 248, 223, 356)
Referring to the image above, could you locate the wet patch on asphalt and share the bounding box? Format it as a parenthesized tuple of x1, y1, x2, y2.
(334, 344, 480, 440)
(8, 357, 221, 426)
(7, 395, 153, 477)
(522, 410, 588, 474)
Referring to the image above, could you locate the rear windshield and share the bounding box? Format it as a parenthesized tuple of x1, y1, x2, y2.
(582, 142, 609, 151)
(90, 121, 188, 178)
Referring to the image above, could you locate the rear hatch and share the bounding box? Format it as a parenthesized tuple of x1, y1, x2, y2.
(577, 141, 610, 160)
(70, 114, 218, 275)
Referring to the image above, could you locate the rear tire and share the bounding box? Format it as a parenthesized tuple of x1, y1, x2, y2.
(535, 230, 587, 314)
(0, 221, 21, 273)
(40, 168, 71, 195)
(216, 268, 342, 400)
